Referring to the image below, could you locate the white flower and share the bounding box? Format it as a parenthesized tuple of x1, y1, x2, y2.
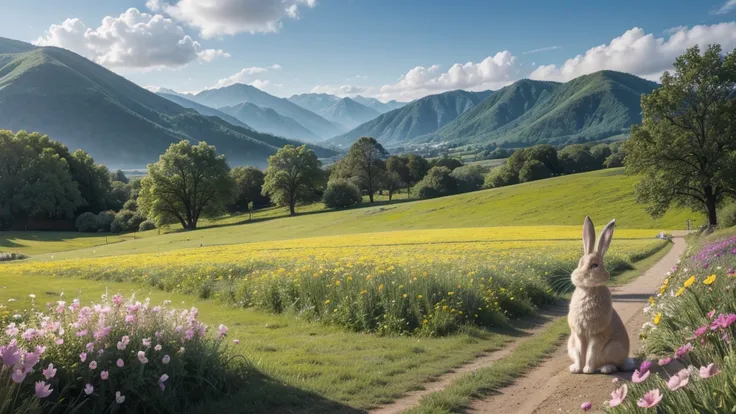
(29, 294, 36, 299)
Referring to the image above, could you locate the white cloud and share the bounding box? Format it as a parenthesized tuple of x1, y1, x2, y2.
(152, 0, 317, 38)
(377, 51, 520, 101)
(715, 0, 736, 14)
(530, 23, 736, 82)
(522, 45, 560, 54)
(34, 8, 229, 70)
(309, 84, 368, 97)
(211, 64, 283, 88)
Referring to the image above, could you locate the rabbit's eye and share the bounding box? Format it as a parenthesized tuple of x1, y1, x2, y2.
(590, 263, 599, 269)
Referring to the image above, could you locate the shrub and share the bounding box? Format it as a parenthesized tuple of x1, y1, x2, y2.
(451, 165, 486, 193)
(718, 203, 736, 228)
(518, 160, 553, 183)
(322, 179, 362, 209)
(483, 166, 517, 188)
(111, 209, 147, 233)
(0, 294, 246, 413)
(0, 252, 27, 262)
(123, 198, 138, 212)
(96, 211, 116, 232)
(139, 220, 156, 231)
(415, 166, 457, 199)
(75, 212, 100, 232)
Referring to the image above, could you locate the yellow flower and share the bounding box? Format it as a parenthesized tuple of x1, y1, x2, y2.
(335, 280, 341, 286)
(654, 312, 662, 325)
(442, 305, 448, 311)
(448, 291, 455, 296)
(422, 319, 428, 325)
(378, 284, 384, 291)
(324, 299, 330, 305)
(684, 276, 696, 288)
(402, 293, 408, 298)
(417, 295, 423, 299)
(704, 274, 716, 285)
(675, 287, 685, 297)
(360, 290, 367, 295)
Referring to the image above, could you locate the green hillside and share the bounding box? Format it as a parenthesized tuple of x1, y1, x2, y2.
(0, 38, 337, 168)
(39, 168, 698, 260)
(219, 102, 322, 142)
(328, 89, 492, 147)
(431, 70, 658, 146)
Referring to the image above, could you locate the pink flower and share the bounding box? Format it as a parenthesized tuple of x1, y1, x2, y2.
(142, 338, 151, 348)
(233, 339, 240, 345)
(101, 370, 109, 380)
(658, 357, 672, 366)
(637, 389, 663, 409)
(34, 381, 53, 398)
(581, 401, 592, 411)
(137, 351, 148, 364)
(675, 342, 693, 359)
(115, 391, 125, 404)
(217, 324, 228, 339)
(86, 342, 94, 352)
(84, 384, 93, 395)
(116, 358, 124, 368)
(609, 384, 628, 407)
(162, 354, 170, 364)
(89, 361, 97, 370)
(55, 338, 64, 345)
(699, 363, 720, 378)
(125, 314, 136, 323)
(694, 325, 708, 337)
(707, 309, 716, 319)
(667, 369, 689, 391)
(159, 373, 169, 391)
(710, 314, 729, 330)
(79, 352, 87, 363)
(154, 344, 162, 352)
(639, 360, 652, 374)
(112, 294, 123, 305)
(76, 329, 88, 337)
(725, 313, 736, 327)
(23, 351, 40, 371)
(611, 377, 619, 383)
(12, 368, 27, 384)
(0, 339, 21, 366)
(42, 363, 57, 380)
(632, 369, 650, 383)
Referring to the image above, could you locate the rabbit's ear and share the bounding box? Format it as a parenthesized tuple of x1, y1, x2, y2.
(597, 219, 616, 257)
(583, 216, 595, 255)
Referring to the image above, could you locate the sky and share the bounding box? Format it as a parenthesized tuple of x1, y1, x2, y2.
(3, 0, 736, 102)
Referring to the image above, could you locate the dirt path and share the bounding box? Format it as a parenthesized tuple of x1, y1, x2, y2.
(469, 236, 686, 413)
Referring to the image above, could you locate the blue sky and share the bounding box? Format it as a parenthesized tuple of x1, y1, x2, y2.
(4, 0, 736, 101)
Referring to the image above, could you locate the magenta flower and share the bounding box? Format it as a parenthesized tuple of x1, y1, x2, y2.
(694, 325, 708, 337)
(728, 268, 734, 276)
(12, 368, 27, 384)
(84, 384, 93, 395)
(162, 354, 170, 364)
(725, 314, 736, 327)
(667, 369, 689, 391)
(137, 351, 148, 364)
(79, 352, 87, 363)
(632, 369, 650, 383)
(42, 363, 57, 380)
(609, 384, 628, 407)
(0, 339, 21, 366)
(101, 370, 109, 380)
(710, 314, 729, 330)
(115, 391, 125, 404)
(699, 363, 720, 378)
(34, 381, 53, 398)
(580, 401, 592, 411)
(675, 342, 693, 359)
(55, 338, 64, 345)
(116, 358, 124, 368)
(658, 357, 672, 366)
(707, 309, 716, 319)
(23, 351, 40, 371)
(89, 360, 97, 370)
(639, 360, 652, 374)
(637, 389, 663, 409)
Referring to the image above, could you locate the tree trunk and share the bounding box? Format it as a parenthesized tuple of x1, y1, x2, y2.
(704, 186, 718, 229)
(368, 193, 374, 203)
(289, 202, 296, 216)
(388, 190, 393, 201)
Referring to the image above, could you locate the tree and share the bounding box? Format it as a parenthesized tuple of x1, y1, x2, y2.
(68, 150, 112, 213)
(590, 143, 613, 169)
(138, 141, 235, 230)
(406, 154, 429, 196)
(415, 166, 457, 199)
(323, 179, 362, 209)
(433, 156, 464, 171)
(483, 166, 517, 188)
(261, 145, 323, 216)
(518, 160, 553, 183)
(110, 170, 129, 184)
(558, 144, 596, 174)
(344, 137, 388, 203)
(451, 165, 486, 193)
(230, 166, 269, 212)
(386, 156, 410, 200)
(625, 45, 736, 228)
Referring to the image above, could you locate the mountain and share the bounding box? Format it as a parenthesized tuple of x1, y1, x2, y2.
(188, 84, 344, 140)
(352, 96, 407, 113)
(218, 102, 322, 143)
(157, 92, 252, 129)
(430, 70, 658, 146)
(328, 89, 493, 148)
(289, 93, 381, 129)
(0, 37, 336, 168)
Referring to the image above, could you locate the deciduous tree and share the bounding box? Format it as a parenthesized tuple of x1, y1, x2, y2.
(262, 145, 323, 216)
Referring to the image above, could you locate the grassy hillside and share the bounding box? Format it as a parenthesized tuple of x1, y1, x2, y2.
(432, 70, 658, 146)
(37, 169, 699, 260)
(0, 38, 337, 168)
(328, 90, 492, 148)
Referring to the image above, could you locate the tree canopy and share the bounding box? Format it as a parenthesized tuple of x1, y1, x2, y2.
(261, 145, 323, 216)
(344, 137, 388, 203)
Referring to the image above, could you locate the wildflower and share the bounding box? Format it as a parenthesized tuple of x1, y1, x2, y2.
(707, 309, 716, 319)
(612, 377, 619, 383)
(667, 369, 689, 391)
(417, 295, 423, 299)
(155, 344, 162, 351)
(12, 368, 27, 384)
(89, 361, 97, 370)
(79, 352, 87, 363)
(0, 339, 21, 366)
(448, 291, 455, 296)
(162, 354, 170, 364)
(639, 360, 652, 374)
(217, 324, 228, 339)
(728, 268, 734, 276)
(142, 338, 152, 348)
(704, 274, 717, 285)
(84, 384, 94, 395)
(675, 342, 693, 359)
(699, 363, 720, 378)
(694, 325, 708, 337)
(159, 373, 169, 391)
(101, 370, 109, 380)
(233, 339, 240, 345)
(581, 401, 592, 411)
(683, 276, 696, 287)
(137, 351, 148, 364)
(632, 369, 650, 383)
(115, 391, 125, 404)
(609, 384, 627, 407)
(360, 290, 367, 295)
(637, 389, 663, 409)
(55, 338, 63, 345)
(116, 358, 124, 368)
(710, 314, 732, 330)
(42, 363, 57, 379)
(402, 293, 408, 298)
(675, 287, 685, 296)
(653, 313, 661, 325)
(34, 381, 53, 398)
(335, 280, 340, 286)
(324, 299, 330, 305)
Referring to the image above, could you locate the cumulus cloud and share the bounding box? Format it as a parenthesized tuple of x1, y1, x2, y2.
(715, 0, 736, 14)
(34, 8, 229, 70)
(152, 0, 317, 38)
(530, 23, 736, 82)
(211, 64, 283, 88)
(377, 51, 520, 101)
(309, 84, 368, 97)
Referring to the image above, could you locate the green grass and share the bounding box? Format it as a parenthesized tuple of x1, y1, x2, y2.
(33, 169, 698, 261)
(467, 158, 507, 168)
(609, 240, 673, 286)
(0, 231, 152, 256)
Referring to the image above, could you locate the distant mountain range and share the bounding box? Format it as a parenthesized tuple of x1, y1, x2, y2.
(352, 96, 407, 113)
(218, 102, 322, 143)
(287, 93, 381, 129)
(330, 71, 657, 149)
(0, 37, 336, 169)
(328, 90, 493, 147)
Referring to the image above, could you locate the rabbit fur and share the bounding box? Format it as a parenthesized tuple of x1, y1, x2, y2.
(567, 216, 635, 374)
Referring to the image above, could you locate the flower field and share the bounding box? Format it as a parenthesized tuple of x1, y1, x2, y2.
(8, 227, 668, 336)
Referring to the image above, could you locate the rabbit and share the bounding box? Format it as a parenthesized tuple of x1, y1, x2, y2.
(567, 216, 635, 374)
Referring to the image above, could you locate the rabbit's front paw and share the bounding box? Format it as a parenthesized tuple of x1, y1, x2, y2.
(569, 363, 583, 373)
